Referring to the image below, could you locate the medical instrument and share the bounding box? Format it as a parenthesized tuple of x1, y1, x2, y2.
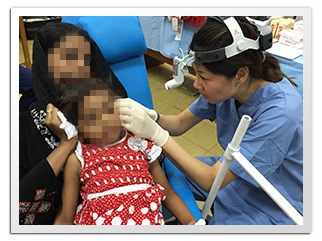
(164, 48, 195, 90)
(164, 16, 273, 90)
(201, 115, 303, 225)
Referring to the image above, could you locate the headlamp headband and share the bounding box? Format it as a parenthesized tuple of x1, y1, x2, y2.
(191, 16, 272, 63)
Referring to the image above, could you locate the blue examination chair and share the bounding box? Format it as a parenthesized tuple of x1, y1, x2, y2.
(61, 16, 203, 224)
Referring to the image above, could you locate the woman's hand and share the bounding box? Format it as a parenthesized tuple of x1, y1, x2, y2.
(44, 103, 69, 143)
(117, 100, 169, 146)
(116, 98, 158, 121)
(45, 103, 78, 176)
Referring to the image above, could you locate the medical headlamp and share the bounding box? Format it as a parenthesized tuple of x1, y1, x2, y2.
(164, 16, 273, 90)
(192, 16, 272, 63)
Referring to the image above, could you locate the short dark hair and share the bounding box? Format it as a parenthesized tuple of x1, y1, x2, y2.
(56, 77, 115, 126)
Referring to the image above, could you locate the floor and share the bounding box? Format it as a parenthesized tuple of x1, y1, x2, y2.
(147, 63, 224, 157)
(20, 39, 221, 220)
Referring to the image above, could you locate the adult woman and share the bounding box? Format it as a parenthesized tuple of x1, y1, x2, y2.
(118, 16, 303, 225)
(19, 22, 127, 225)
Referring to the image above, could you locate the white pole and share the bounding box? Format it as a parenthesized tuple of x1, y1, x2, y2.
(232, 151, 303, 225)
(200, 157, 232, 219)
(230, 115, 252, 150)
(200, 114, 303, 225)
(201, 115, 252, 219)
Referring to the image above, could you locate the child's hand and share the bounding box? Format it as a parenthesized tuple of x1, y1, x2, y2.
(187, 219, 206, 225)
(187, 220, 198, 225)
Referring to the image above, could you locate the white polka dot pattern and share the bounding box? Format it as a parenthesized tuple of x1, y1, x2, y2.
(74, 184, 165, 225)
(74, 134, 166, 225)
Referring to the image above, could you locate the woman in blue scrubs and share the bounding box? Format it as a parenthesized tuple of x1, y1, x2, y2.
(118, 16, 303, 225)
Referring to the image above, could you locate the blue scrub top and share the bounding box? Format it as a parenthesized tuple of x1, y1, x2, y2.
(189, 78, 303, 225)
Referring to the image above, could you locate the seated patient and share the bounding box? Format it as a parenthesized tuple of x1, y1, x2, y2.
(54, 78, 198, 225)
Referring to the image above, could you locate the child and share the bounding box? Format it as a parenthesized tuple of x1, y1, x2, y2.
(54, 78, 199, 225)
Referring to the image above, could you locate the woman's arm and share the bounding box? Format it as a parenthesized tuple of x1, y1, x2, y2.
(119, 101, 238, 192)
(54, 153, 81, 225)
(45, 103, 78, 176)
(116, 99, 202, 137)
(149, 160, 197, 225)
(46, 139, 78, 177)
(157, 108, 202, 136)
(162, 136, 238, 192)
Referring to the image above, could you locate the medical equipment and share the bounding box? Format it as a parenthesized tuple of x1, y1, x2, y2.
(164, 48, 194, 90)
(201, 115, 303, 225)
(165, 16, 273, 90)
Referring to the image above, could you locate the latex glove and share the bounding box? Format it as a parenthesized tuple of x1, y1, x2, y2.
(194, 219, 206, 225)
(117, 100, 169, 147)
(116, 98, 159, 121)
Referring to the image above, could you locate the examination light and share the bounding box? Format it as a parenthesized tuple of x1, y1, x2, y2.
(165, 16, 273, 90)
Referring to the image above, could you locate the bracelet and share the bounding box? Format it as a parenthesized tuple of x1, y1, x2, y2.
(155, 111, 160, 123)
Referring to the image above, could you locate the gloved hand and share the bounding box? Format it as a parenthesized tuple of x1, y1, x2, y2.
(194, 219, 206, 225)
(117, 99, 169, 147)
(116, 98, 159, 121)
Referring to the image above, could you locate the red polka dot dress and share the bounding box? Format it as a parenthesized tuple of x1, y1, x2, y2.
(74, 131, 166, 225)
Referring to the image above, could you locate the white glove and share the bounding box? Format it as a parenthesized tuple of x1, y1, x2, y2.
(194, 219, 206, 225)
(116, 98, 159, 122)
(117, 99, 169, 147)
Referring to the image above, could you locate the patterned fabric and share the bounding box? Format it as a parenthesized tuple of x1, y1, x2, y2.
(75, 184, 166, 225)
(74, 133, 166, 225)
(30, 107, 60, 149)
(19, 188, 54, 225)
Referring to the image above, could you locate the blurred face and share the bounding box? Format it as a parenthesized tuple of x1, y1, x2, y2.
(192, 63, 238, 104)
(78, 90, 122, 145)
(48, 34, 91, 91)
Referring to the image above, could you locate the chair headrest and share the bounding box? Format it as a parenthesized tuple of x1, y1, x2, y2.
(62, 16, 147, 65)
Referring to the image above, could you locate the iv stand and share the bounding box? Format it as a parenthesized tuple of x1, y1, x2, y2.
(201, 115, 303, 225)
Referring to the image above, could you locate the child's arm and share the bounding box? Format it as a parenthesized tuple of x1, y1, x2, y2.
(54, 153, 81, 225)
(149, 159, 197, 225)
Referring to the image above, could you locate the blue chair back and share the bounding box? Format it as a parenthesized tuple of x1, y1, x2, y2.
(62, 16, 154, 109)
(62, 16, 203, 224)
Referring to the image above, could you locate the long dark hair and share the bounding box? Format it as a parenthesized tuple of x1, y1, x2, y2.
(190, 16, 297, 86)
(31, 22, 127, 110)
(35, 22, 90, 57)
